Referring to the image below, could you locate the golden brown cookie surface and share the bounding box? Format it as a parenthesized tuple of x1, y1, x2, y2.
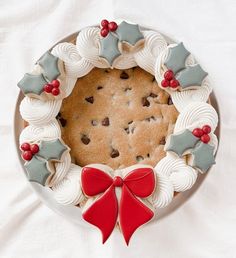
(58, 67, 179, 169)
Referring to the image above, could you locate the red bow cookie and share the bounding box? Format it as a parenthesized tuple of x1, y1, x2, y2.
(81, 165, 156, 245)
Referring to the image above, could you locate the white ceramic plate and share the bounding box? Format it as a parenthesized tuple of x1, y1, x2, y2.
(13, 29, 220, 227)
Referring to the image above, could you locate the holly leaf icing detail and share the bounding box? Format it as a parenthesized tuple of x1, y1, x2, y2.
(115, 21, 144, 46)
(37, 51, 61, 81)
(37, 139, 68, 161)
(17, 73, 48, 95)
(191, 142, 215, 173)
(176, 64, 208, 88)
(164, 42, 190, 73)
(166, 129, 199, 157)
(25, 156, 51, 186)
(99, 33, 121, 65)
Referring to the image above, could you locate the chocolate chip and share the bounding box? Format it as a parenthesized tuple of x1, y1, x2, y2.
(97, 86, 103, 90)
(168, 97, 173, 105)
(145, 116, 155, 122)
(128, 121, 133, 125)
(56, 112, 62, 119)
(159, 137, 166, 145)
(152, 77, 156, 82)
(124, 87, 132, 92)
(142, 97, 150, 107)
(91, 120, 98, 126)
(136, 155, 144, 162)
(124, 127, 130, 134)
(85, 96, 94, 104)
(105, 69, 109, 73)
(102, 117, 110, 126)
(59, 117, 67, 127)
(120, 71, 129, 79)
(147, 153, 150, 158)
(149, 93, 157, 98)
(81, 135, 90, 145)
(110, 149, 119, 158)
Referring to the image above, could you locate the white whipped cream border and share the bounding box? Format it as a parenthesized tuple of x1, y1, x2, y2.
(19, 24, 218, 209)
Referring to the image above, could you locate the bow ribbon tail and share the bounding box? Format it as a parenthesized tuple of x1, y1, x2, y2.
(82, 186, 118, 244)
(119, 185, 154, 245)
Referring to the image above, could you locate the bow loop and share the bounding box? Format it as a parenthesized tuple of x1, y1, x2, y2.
(124, 167, 156, 198)
(82, 167, 113, 196)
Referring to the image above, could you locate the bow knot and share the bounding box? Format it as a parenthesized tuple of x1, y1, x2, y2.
(113, 176, 123, 187)
(81, 165, 156, 245)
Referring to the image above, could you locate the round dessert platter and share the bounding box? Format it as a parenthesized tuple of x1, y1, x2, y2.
(15, 20, 219, 245)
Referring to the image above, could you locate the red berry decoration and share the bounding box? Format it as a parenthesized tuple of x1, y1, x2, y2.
(108, 21, 118, 32)
(51, 79, 60, 88)
(100, 28, 109, 37)
(201, 134, 210, 144)
(30, 144, 39, 154)
(101, 19, 109, 28)
(51, 87, 60, 96)
(22, 151, 33, 161)
(164, 70, 174, 81)
(192, 128, 204, 138)
(202, 125, 211, 134)
(162, 70, 181, 89)
(20, 142, 31, 151)
(161, 79, 170, 88)
(169, 79, 180, 89)
(43, 83, 53, 93)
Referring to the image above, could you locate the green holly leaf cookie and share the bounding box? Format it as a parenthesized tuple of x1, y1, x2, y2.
(166, 129, 199, 157)
(99, 33, 121, 65)
(37, 139, 68, 161)
(37, 51, 61, 81)
(164, 42, 190, 74)
(25, 156, 51, 186)
(115, 21, 144, 46)
(17, 73, 48, 95)
(191, 142, 215, 172)
(176, 64, 208, 89)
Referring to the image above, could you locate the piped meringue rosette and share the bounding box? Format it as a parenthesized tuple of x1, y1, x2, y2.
(17, 19, 218, 244)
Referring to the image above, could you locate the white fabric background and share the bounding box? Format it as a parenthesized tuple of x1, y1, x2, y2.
(0, 0, 236, 257)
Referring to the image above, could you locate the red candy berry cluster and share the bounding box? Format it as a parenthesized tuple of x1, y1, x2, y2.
(192, 125, 211, 144)
(161, 70, 180, 89)
(100, 19, 118, 37)
(20, 142, 39, 161)
(43, 79, 60, 96)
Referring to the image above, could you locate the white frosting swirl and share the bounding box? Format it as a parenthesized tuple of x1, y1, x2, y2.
(169, 166, 198, 192)
(154, 44, 173, 85)
(174, 102, 218, 133)
(113, 52, 137, 69)
(19, 119, 61, 144)
(152, 171, 174, 208)
(155, 153, 198, 192)
(171, 78, 212, 112)
(20, 97, 61, 126)
(135, 30, 167, 75)
(76, 27, 108, 68)
(52, 43, 94, 80)
(52, 164, 84, 205)
(49, 152, 71, 187)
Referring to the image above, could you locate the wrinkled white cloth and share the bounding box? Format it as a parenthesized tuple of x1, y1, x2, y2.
(0, 0, 236, 257)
